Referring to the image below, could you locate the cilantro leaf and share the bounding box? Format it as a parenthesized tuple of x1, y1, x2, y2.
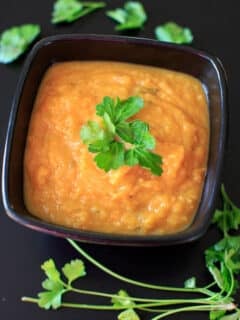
(155, 22, 193, 44)
(106, 1, 147, 31)
(213, 185, 240, 235)
(125, 149, 139, 166)
(130, 120, 155, 149)
(210, 310, 227, 320)
(184, 277, 196, 289)
(96, 96, 117, 120)
(115, 96, 144, 123)
(112, 290, 135, 308)
(62, 259, 86, 285)
(38, 286, 65, 310)
(96, 96, 144, 124)
(81, 96, 163, 175)
(135, 148, 163, 176)
(94, 141, 125, 172)
(80, 120, 112, 153)
(116, 122, 134, 143)
(38, 259, 66, 310)
(52, 0, 106, 24)
(41, 259, 61, 282)
(218, 310, 240, 320)
(205, 236, 240, 294)
(118, 308, 141, 320)
(0, 24, 40, 64)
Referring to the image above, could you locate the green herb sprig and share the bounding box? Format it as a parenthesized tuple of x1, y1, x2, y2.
(52, 0, 106, 24)
(22, 186, 240, 319)
(0, 24, 40, 64)
(80, 96, 163, 175)
(106, 1, 147, 31)
(155, 22, 193, 44)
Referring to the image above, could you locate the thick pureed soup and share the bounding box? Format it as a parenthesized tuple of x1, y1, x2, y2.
(24, 61, 209, 235)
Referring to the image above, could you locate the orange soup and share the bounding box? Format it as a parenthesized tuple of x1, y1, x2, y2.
(24, 61, 209, 235)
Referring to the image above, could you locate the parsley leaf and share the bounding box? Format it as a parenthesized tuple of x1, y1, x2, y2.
(62, 259, 86, 285)
(38, 259, 66, 309)
(38, 280, 65, 310)
(112, 290, 135, 308)
(52, 0, 106, 24)
(130, 120, 155, 149)
(210, 310, 227, 320)
(80, 120, 112, 153)
(212, 185, 240, 235)
(41, 259, 61, 282)
(118, 309, 141, 320)
(115, 96, 144, 123)
(106, 1, 147, 31)
(218, 310, 240, 320)
(96, 96, 144, 124)
(184, 277, 196, 289)
(134, 148, 163, 176)
(155, 22, 193, 44)
(80, 96, 163, 175)
(205, 186, 240, 295)
(94, 141, 125, 172)
(112, 291, 139, 320)
(0, 24, 40, 64)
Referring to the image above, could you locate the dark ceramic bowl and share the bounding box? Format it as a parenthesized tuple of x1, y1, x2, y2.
(1, 34, 227, 246)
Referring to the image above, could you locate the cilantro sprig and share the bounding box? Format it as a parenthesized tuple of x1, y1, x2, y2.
(155, 22, 193, 44)
(0, 24, 40, 64)
(80, 96, 163, 175)
(22, 185, 240, 319)
(51, 0, 106, 24)
(106, 1, 147, 31)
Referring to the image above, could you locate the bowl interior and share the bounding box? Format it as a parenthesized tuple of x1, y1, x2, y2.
(2, 35, 226, 246)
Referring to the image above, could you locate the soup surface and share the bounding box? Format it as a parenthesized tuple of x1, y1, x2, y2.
(24, 61, 209, 235)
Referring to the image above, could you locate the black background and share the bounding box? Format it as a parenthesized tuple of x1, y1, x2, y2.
(0, 1, 239, 319)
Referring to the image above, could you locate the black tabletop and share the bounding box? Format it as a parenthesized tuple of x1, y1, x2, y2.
(0, 1, 239, 319)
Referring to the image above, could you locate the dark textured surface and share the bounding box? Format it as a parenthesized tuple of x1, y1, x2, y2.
(0, 1, 238, 319)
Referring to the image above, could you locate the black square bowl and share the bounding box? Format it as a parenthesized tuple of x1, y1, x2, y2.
(1, 34, 227, 246)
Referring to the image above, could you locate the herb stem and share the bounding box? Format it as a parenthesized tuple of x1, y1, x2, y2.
(151, 302, 237, 320)
(22, 296, 236, 316)
(67, 239, 213, 296)
(70, 286, 221, 306)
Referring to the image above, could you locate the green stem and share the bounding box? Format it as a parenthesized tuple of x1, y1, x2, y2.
(21, 297, 125, 310)
(21, 297, 236, 316)
(70, 286, 223, 307)
(151, 302, 237, 320)
(67, 239, 214, 296)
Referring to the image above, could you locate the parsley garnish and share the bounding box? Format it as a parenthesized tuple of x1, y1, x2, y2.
(0, 24, 40, 64)
(106, 1, 147, 31)
(51, 0, 106, 24)
(80, 96, 163, 175)
(22, 185, 240, 319)
(155, 22, 193, 44)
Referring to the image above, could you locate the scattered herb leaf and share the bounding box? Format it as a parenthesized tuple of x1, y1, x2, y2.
(106, 1, 147, 31)
(38, 259, 66, 309)
(80, 96, 163, 175)
(112, 290, 135, 308)
(184, 277, 196, 289)
(118, 308, 140, 320)
(62, 259, 86, 284)
(38, 282, 65, 310)
(155, 22, 193, 44)
(212, 185, 240, 235)
(52, 0, 106, 24)
(94, 141, 125, 172)
(0, 24, 40, 64)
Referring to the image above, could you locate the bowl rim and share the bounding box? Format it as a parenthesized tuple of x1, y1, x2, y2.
(1, 33, 227, 246)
